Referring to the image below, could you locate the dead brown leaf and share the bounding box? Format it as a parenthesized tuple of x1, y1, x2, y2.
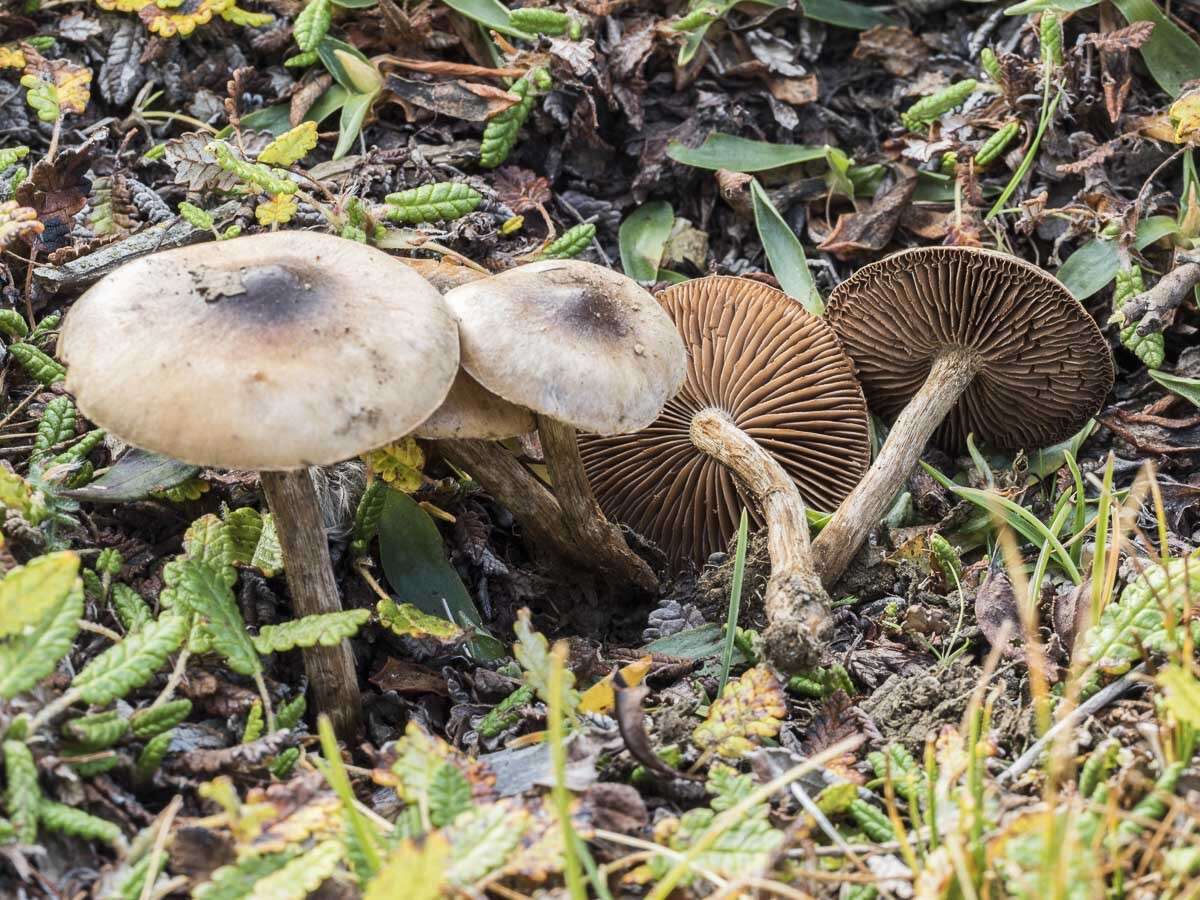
(768, 74, 818, 107)
(853, 25, 928, 77)
(385, 74, 520, 122)
(817, 166, 917, 259)
(368, 657, 449, 696)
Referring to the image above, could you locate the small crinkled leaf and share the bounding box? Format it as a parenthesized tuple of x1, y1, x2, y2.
(38, 801, 122, 846)
(71, 613, 188, 705)
(168, 559, 261, 676)
(294, 0, 333, 52)
(222, 507, 264, 565)
(255, 193, 298, 226)
(0, 581, 83, 699)
(246, 839, 343, 900)
(1158, 664, 1200, 728)
(365, 438, 425, 491)
(513, 608, 579, 715)
(4, 739, 40, 844)
(250, 514, 283, 576)
(194, 851, 300, 900)
(1078, 552, 1200, 683)
(692, 665, 788, 759)
(0, 200, 43, 251)
(112, 583, 153, 633)
(0, 551, 80, 640)
(382, 182, 482, 224)
(0, 469, 36, 519)
(365, 833, 450, 900)
(429, 762, 474, 827)
(445, 802, 527, 886)
(257, 121, 318, 166)
(130, 698, 193, 739)
(183, 514, 236, 574)
(252, 609, 370, 655)
(377, 598, 463, 640)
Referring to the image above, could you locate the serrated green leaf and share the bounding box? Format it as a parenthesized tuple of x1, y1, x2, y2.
(1158, 664, 1200, 728)
(445, 803, 526, 885)
(294, 0, 332, 52)
(0, 580, 82, 699)
(252, 609, 370, 655)
(242, 700, 264, 743)
(38, 801, 122, 846)
(429, 762, 474, 827)
(167, 560, 261, 677)
(178, 201, 214, 231)
(4, 740, 40, 844)
(250, 514, 282, 576)
(33, 397, 73, 464)
(182, 514, 235, 572)
(258, 121, 319, 166)
(246, 839, 343, 900)
(513, 608, 579, 715)
(72, 614, 187, 705)
(131, 699, 192, 739)
(9, 342, 65, 385)
(276, 694, 307, 730)
(112, 583, 153, 633)
(376, 598, 463, 640)
(62, 710, 129, 750)
(194, 851, 300, 900)
(538, 222, 595, 259)
(693, 665, 787, 759)
(383, 182, 482, 223)
(0, 551, 80, 640)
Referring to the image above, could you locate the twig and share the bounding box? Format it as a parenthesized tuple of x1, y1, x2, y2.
(998, 666, 1144, 784)
(1118, 259, 1200, 335)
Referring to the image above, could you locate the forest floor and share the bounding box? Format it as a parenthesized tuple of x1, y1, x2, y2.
(3, 0, 1200, 897)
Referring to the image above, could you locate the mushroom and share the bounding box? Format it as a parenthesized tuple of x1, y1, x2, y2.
(443, 259, 687, 593)
(579, 276, 871, 669)
(58, 231, 459, 737)
(812, 246, 1114, 586)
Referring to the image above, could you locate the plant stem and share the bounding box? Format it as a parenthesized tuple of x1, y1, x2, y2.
(690, 409, 829, 672)
(812, 350, 983, 587)
(548, 644, 586, 900)
(536, 415, 659, 593)
(260, 469, 361, 738)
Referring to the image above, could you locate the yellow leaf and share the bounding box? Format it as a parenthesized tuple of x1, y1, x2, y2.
(376, 599, 462, 641)
(365, 833, 451, 900)
(365, 437, 424, 492)
(333, 48, 383, 94)
(0, 468, 34, 517)
(94, 0, 153, 9)
(1159, 663, 1200, 728)
(19, 49, 91, 120)
(692, 665, 787, 759)
(0, 46, 25, 70)
(579, 655, 653, 715)
(0, 201, 43, 251)
(1169, 88, 1200, 144)
(221, 4, 275, 27)
(254, 193, 298, 226)
(0, 551, 81, 640)
(257, 121, 318, 167)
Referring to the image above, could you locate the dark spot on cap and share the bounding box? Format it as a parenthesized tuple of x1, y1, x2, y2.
(558, 280, 630, 339)
(217, 264, 325, 326)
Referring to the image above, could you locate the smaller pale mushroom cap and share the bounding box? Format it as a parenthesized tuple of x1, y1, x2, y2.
(58, 232, 459, 470)
(443, 260, 687, 435)
(415, 370, 535, 440)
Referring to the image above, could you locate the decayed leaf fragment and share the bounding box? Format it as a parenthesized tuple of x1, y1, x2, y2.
(692, 665, 787, 759)
(1168, 87, 1200, 144)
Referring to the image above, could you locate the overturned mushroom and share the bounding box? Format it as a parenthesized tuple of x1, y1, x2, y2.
(813, 246, 1114, 586)
(580, 276, 870, 669)
(444, 260, 687, 593)
(59, 232, 459, 736)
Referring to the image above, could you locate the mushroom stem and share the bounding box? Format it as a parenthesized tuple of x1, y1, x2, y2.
(689, 409, 830, 672)
(812, 349, 983, 587)
(432, 438, 583, 567)
(535, 415, 660, 593)
(259, 470, 361, 738)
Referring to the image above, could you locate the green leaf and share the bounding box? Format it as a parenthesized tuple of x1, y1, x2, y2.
(33, 396, 75, 461)
(801, 0, 893, 29)
(1057, 216, 1180, 299)
(429, 762, 474, 827)
(0, 580, 83, 699)
(252, 609, 370, 655)
(9, 342, 65, 385)
(512, 608, 580, 716)
(293, 0, 332, 52)
(167, 560, 261, 677)
(445, 803, 525, 886)
(112, 583, 153, 633)
(0, 551, 80, 640)
(182, 514, 235, 573)
(331, 0, 377, 6)
(538, 223, 596, 260)
(1078, 552, 1200, 683)
(250, 514, 282, 577)
(377, 490, 485, 631)
(1150, 369, 1200, 408)
(438, 0, 533, 39)
(618, 201, 674, 281)
(1158, 664, 1200, 727)
(377, 598, 463, 640)
(335, 89, 377, 161)
(4, 740, 40, 844)
(383, 182, 483, 223)
(257, 121, 319, 166)
(1004, 0, 1098, 12)
(130, 699, 192, 739)
(750, 179, 822, 314)
(61, 449, 199, 503)
(316, 37, 376, 93)
(666, 134, 828, 172)
(71, 614, 187, 705)
(38, 801, 123, 846)
(194, 851, 300, 900)
(241, 841, 343, 900)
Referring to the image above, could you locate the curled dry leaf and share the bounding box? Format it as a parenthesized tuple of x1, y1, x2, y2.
(853, 25, 929, 77)
(0, 201, 44, 251)
(613, 671, 701, 781)
(817, 166, 918, 259)
(974, 568, 1022, 658)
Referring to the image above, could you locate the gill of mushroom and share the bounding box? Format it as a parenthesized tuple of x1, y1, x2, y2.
(580, 276, 871, 670)
(442, 260, 687, 594)
(811, 246, 1114, 588)
(57, 231, 460, 737)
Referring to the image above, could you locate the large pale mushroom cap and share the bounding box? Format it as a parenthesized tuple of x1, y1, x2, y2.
(443, 260, 687, 435)
(414, 370, 535, 440)
(58, 232, 459, 470)
(825, 246, 1114, 451)
(580, 276, 871, 567)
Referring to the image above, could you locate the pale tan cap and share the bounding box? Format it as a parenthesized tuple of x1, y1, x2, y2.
(58, 231, 459, 470)
(443, 260, 687, 435)
(414, 370, 534, 440)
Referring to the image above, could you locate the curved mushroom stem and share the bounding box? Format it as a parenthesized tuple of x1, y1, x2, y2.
(690, 408, 830, 672)
(260, 470, 361, 739)
(812, 349, 983, 587)
(432, 438, 580, 567)
(536, 414, 660, 594)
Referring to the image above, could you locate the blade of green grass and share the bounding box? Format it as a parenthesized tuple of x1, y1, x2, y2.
(717, 509, 749, 698)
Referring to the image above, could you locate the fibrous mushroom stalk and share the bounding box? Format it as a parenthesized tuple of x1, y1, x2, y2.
(690, 408, 831, 671)
(812, 348, 984, 587)
(260, 470, 361, 738)
(536, 415, 659, 593)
